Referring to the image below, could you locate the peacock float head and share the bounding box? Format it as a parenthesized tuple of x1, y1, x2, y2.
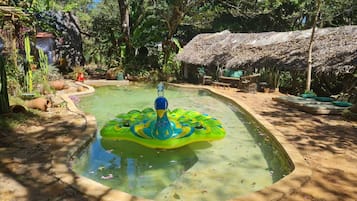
(155, 96, 168, 118)
(155, 82, 168, 119)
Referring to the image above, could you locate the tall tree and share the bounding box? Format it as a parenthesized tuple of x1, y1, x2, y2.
(118, 0, 130, 44)
(87, 0, 122, 66)
(306, 0, 322, 92)
(0, 5, 31, 114)
(0, 54, 10, 114)
(158, 0, 207, 66)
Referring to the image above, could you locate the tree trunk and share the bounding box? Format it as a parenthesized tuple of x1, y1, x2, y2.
(118, 0, 130, 44)
(306, 0, 321, 92)
(0, 55, 10, 114)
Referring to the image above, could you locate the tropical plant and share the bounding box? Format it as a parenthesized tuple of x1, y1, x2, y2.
(69, 66, 86, 80)
(34, 48, 54, 94)
(259, 66, 281, 90)
(24, 35, 34, 93)
(158, 38, 183, 81)
(38, 48, 49, 81)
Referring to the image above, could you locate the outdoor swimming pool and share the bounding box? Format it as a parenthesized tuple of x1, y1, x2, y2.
(72, 84, 293, 201)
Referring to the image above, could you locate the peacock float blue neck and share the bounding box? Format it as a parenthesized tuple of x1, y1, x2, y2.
(134, 96, 194, 140)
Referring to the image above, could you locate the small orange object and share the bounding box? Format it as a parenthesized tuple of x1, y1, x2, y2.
(77, 72, 85, 82)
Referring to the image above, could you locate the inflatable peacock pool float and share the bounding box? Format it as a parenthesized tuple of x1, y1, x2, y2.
(100, 83, 226, 149)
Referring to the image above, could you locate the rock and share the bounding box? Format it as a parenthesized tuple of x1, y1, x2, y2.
(49, 95, 65, 107)
(25, 97, 51, 111)
(77, 86, 86, 92)
(65, 86, 78, 93)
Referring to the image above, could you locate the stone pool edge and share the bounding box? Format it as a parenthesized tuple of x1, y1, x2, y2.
(170, 83, 312, 201)
(51, 81, 151, 201)
(51, 81, 312, 201)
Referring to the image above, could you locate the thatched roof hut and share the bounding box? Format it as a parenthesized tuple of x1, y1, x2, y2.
(176, 26, 357, 75)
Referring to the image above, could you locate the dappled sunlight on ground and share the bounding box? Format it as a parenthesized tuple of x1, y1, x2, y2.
(213, 87, 357, 201)
(0, 107, 93, 201)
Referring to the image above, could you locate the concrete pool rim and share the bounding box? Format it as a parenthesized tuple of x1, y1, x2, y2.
(51, 81, 312, 201)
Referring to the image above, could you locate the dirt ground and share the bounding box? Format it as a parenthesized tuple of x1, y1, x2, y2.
(0, 104, 92, 200)
(215, 88, 357, 201)
(0, 82, 356, 201)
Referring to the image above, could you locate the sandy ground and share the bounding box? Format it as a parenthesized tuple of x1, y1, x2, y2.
(0, 82, 356, 201)
(0, 81, 94, 201)
(213, 87, 357, 201)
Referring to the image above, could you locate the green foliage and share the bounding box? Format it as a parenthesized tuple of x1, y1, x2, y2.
(303, 89, 316, 96)
(259, 66, 281, 89)
(81, 0, 211, 76)
(24, 35, 33, 93)
(319, 0, 356, 26)
(261, 69, 307, 95)
(69, 66, 86, 80)
(172, 38, 182, 53)
(38, 49, 49, 76)
(197, 67, 205, 77)
(182, 2, 222, 30)
(35, 49, 53, 94)
(311, 71, 356, 99)
(160, 51, 180, 77)
(62, 2, 80, 12)
(179, 0, 356, 33)
(82, 0, 122, 67)
(130, 0, 167, 47)
(31, 0, 54, 11)
(158, 38, 183, 81)
(4, 57, 22, 96)
(24, 36, 33, 63)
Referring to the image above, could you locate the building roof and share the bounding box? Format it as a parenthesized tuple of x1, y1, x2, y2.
(176, 26, 357, 75)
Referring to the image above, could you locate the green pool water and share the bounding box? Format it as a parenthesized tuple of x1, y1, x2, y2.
(73, 84, 292, 201)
